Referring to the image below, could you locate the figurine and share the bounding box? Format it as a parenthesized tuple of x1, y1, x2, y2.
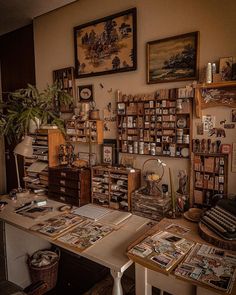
(176, 170, 188, 195)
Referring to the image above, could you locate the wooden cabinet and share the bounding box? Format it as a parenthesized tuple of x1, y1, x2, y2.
(24, 129, 65, 193)
(192, 153, 228, 208)
(48, 166, 91, 206)
(53, 66, 75, 113)
(66, 119, 103, 144)
(117, 87, 193, 158)
(91, 166, 141, 211)
(195, 81, 236, 117)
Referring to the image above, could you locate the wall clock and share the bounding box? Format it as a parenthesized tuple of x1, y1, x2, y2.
(78, 84, 93, 102)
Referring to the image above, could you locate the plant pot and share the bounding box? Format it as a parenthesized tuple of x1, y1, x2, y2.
(29, 118, 41, 134)
(89, 110, 100, 120)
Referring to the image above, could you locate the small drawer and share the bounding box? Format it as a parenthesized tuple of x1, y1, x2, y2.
(49, 185, 79, 198)
(49, 176, 80, 190)
(48, 191, 80, 207)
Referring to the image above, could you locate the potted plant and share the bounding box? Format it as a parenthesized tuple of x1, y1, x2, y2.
(0, 82, 73, 143)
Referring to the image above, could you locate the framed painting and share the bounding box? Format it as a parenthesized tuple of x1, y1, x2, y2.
(219, 56, 233, 81)
(74, 8, 137, 78)
(147, 31, 199, 84)
(102, 143, 115, 165)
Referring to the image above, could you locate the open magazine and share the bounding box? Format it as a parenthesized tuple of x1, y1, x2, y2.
(57, 221, 114, 251)
(175, 243, 236, 293)
(30, 213, 84, 238)
(128, 230, 195, 272)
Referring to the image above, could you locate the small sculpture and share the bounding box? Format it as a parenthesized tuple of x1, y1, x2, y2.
(176, 170, 188, 195)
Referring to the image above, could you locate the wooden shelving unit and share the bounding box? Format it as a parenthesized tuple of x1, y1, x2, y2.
(192, 152, 228, 208)
(65, 119, 103, 144)
(91, 165, 141, 211)
(24, 129, 65, 193)
(195, 81, 236, 117)
(117, 88, 193, 158)
(53, 66, 75, 113)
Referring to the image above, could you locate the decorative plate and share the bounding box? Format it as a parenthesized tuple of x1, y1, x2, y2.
(181, 147, 189, 158)
(177, 117, 187, 128)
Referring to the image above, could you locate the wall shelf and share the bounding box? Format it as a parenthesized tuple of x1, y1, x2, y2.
(195, 81, 236, 118)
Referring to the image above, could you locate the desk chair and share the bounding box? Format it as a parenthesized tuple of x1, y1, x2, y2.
(0, 280, 47, 295)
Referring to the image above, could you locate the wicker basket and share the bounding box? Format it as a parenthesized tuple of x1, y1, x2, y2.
(28, 249, 60, 292)
(142, 158, 165, 196)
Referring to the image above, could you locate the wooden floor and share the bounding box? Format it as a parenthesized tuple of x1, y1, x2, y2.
(0, 280, 23, 295)
(45, 275, 135, 295)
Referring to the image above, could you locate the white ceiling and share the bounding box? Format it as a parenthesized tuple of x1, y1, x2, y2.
(0, 0, 77, 36)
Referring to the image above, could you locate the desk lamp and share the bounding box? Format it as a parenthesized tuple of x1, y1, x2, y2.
(13, 136, 33, 197)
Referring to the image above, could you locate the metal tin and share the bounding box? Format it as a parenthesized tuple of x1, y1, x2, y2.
(150, 143, 156, 155)
(183, 134, 190, 144)
(128, 144, 133, 154)
(133, 141, 138, 153)
(139, 142, 144, 154)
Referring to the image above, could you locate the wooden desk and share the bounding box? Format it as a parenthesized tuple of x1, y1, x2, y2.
(128, 218, 236, 295)
(0, 195, 151, 295)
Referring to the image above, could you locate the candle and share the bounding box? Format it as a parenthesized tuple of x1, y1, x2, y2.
(169, 168, 176, 214)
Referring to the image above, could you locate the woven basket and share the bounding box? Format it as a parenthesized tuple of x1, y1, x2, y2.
(142, 158, 165, 196)
(28, 250, 60, 292)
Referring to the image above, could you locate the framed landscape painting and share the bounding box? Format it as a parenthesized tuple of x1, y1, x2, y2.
(74, 8, 137, 78)
(147, 31, 199, 84)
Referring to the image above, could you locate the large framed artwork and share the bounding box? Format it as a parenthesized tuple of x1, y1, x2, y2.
(74, 8, 137, 78)
(147, 31, 199, 84)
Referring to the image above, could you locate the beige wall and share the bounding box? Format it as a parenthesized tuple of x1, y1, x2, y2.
(34, 0, 236, 194)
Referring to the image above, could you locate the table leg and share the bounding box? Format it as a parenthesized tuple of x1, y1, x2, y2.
(110, 269, 123, 295)
(135, 264, 152, 295)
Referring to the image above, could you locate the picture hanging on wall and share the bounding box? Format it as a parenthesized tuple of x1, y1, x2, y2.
(219, 56, 233, 81)
(74, 8, 137, 78)
(78, 84, 94, 102)
(146, 31, 199, 84)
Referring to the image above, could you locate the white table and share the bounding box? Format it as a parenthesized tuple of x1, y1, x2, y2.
(0, 195, 151, 295)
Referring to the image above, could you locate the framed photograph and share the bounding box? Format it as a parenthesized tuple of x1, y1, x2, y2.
(102, 143, 115, 165)
(74, 8, 137, 78)
(219, 56, 233, 81)
(147, 31, 199, 84)
(231, 109, 236, 122)
(78, 84, 93, 102)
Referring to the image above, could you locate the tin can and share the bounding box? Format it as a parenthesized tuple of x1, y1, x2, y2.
(150, 143, 156, 155)
(128, 144, 133, 154)
(183, 134, 190, 144)
(133, 141, 138, 154)
(139, 142, 144, 154)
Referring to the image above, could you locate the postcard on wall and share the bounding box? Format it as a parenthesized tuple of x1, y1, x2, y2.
(128, 231, 195, 272)
(57, 222, 114, 251)
(175, 243, 236, 293)
(30, 213, 84, 238)
(202, 115, 215, 132)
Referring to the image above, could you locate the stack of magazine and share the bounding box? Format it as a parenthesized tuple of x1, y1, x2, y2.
(128, 231, 195, 272)
(175, 243, 236, 293)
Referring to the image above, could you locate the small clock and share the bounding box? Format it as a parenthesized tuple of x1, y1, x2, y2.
(78, 84, 93, 102)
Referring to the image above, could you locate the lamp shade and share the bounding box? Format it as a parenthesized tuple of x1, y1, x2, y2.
(13, 136, 33, 157)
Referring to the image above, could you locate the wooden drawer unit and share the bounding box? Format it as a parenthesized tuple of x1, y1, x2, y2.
(48, 166, 91, 206)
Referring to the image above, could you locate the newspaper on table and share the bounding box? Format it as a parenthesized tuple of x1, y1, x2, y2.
(175, 243, 236, 293)
(128, 230, 195, 272)
(30, 213, 84, 238)
(57, 220, 114, 251)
